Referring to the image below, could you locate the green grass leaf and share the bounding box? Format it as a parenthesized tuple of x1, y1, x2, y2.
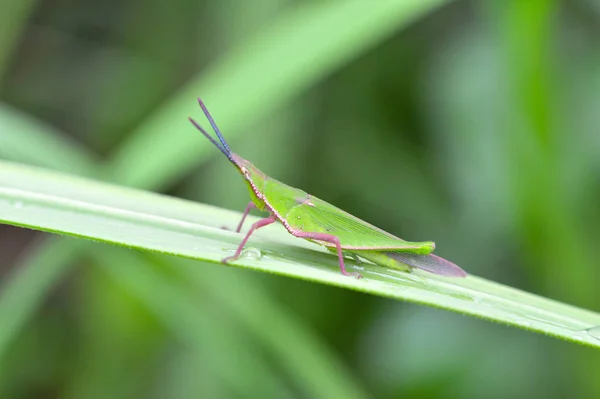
(0, 103, 97, 175)
(107, 0, 451, 190)
(1, 160, 600, 348)
(0, 238, 83, 358)
(0, 0, 38, 80)
(98, 248, 369, 399)
(96, 248, 298, 399)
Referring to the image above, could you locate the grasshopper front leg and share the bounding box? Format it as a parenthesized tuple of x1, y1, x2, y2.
(220, 202, 256, 232)
(223, 214, 276, 263)
(235, 201, 256, 232)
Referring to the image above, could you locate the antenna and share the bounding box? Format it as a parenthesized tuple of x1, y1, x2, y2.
(188, 98, 232, 160)
(197, 98, 231, 154)
(188, 116, 231, 158)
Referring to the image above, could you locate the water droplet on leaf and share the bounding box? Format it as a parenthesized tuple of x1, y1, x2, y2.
(241, 247, 262, 260)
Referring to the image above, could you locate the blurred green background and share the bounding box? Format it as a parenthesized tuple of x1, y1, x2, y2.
(1, 0, 599, 398)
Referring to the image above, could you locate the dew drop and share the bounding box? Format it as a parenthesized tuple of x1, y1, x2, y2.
(11, 200, 24, 209)
(241, 247, 262, 260)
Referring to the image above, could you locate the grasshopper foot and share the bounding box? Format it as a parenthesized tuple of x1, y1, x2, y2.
(222, 255, 237, 264)
(345, 271, 363, 279)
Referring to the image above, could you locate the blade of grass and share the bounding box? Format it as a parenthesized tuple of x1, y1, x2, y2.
(96, 247, 297, 398)
(163, 256, 370, 399)
(0, 237, 84, 361)
(0, 103, 98, 175)
(0, 104, 99, 367)
(0, 0, 38, 80)
(1, 160, 599, 348)
(106, 0, 451, 189)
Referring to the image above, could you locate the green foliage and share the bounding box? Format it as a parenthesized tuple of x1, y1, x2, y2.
(1, 160, 600, 350)
(1, 0, 600, 397)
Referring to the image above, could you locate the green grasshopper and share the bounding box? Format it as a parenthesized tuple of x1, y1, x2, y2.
(189, 99, 466, 279)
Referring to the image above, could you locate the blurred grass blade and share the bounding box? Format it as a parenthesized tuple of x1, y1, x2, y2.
(0, 0, 38, 80)
(0, 103, 98, 175)
(168, 257, 369, 399)
(0, 237, 83, 363)
(0, 103, 98, 365)
(106, 0, 451, 190)
(96, 247, 292, 398)
(104, 249, 366, 399)
(1, 161, 600, 348)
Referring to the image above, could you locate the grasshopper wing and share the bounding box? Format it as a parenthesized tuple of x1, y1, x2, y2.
(385, 252, 467, 277)
(284, 195, 434, 254)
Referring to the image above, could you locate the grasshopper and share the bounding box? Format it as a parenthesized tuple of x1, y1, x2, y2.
(189, 99, 466, 279)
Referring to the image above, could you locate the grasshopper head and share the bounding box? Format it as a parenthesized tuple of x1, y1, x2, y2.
(189, 98, 268, 210)
(230, 153, 264, 183)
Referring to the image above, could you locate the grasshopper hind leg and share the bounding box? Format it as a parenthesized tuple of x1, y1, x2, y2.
(295, 232, 362, 279)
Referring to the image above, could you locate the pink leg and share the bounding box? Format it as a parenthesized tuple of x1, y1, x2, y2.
(235, 202, 256, 233)
(291, 231, 362, 279)
(223, 215, 276, 263)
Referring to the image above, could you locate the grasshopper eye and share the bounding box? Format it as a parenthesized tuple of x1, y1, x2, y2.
(240, 167, 250, 178)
